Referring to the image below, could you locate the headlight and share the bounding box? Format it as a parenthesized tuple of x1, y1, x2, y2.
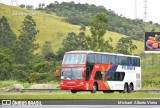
(61, 81, 64, 84)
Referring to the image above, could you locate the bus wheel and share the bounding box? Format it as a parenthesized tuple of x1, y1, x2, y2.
(71, 90, 77, 94)
(123, 84, 128, 93)
(128, 84, 133, 93)
(91, 84, 97, 93)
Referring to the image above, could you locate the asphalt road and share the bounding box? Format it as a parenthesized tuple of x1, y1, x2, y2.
(1, 99, 160, 108)
(1, 105, 160, 108)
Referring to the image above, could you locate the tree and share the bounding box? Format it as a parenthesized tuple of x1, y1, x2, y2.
(42, 41, 53, 56)
(87, 12, 113, 52)
(42, 41, 55, 61)
(115, 37, 137, 55)
(42, 3, 45, 8)
(57, 32, 89, 59)
(19, 4, 25, 8)
(0, 16, 17, 50)
(39, 3, 42, 9)
(90, 13, 108, 37)
(80, 25, 86, 31)
(0, 46, 14, 80)
(15, 15, 39, 64)
(61, 32, 88, 51)
(26, 5, 34, 10)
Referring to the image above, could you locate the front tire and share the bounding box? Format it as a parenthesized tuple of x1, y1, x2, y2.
(91, 84, 97, 93)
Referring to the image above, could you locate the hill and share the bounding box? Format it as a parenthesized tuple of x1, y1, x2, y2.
(0, 4, 143, 54)
(44, 1, 160, 40)
(0, 4, 81, 52)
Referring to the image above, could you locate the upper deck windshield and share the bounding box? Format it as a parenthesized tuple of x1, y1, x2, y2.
(62, 53, 86, 64)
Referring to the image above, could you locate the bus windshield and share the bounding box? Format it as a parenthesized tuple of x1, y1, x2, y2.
(62, 54, 86, 64)
(61, 68, 83, 80)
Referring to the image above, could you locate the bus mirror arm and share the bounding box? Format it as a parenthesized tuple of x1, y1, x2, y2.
(55, 68, 60, 77)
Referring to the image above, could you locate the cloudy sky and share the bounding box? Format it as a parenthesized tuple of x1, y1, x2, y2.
(0, 0, 160, 24)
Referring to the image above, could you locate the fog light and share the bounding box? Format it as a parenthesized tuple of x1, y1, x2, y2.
(61, 81, 64, 84)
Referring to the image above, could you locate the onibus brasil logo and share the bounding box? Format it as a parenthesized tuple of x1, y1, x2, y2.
(2, 100, 42, 106)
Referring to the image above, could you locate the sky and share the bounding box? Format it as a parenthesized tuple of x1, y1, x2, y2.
(0, 0, 160, 24)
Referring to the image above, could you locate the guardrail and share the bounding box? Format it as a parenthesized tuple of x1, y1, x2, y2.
(20, 88, 160, 93)
(133, 90, 160, 93)
(20, 88, 61, 93)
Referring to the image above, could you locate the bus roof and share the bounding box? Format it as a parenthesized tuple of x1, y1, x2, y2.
(65, 51, 140, 58)
(65, 50, 93, 54)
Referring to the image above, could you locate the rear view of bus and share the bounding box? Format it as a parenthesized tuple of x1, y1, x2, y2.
(55, 51, 141, 93)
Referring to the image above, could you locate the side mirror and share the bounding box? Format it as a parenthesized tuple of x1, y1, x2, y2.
(55, 68, 60, 77)
(82, 69, 86, 77)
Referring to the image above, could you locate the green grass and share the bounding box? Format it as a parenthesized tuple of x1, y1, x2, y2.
(0, 80, 19, 88)
(0, 80, 36, 88)
(0, 4, 144, 54)
(0, 92, 159, 99)
(141, 53, 160, 89)
(142, 65, 160, 89)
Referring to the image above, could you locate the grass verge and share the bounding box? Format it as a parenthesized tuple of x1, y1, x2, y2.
(0, 92, 159, 99)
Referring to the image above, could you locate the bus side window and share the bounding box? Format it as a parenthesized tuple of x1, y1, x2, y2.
(94, 71, 102, 80)
(136, 58, 140, 66)
(115, 72, 125, 81)
(117, 56, 121, 65)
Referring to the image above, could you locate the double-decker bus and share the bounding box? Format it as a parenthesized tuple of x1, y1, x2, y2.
(55, 51, 141, 93)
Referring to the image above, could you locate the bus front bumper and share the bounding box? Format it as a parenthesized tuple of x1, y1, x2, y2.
(60, 84, 86, 90)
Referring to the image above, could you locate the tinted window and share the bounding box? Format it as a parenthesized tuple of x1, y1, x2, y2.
(102, 54, 110, 64)
(110, 55, 116, 64)
(93, 54, 98, 63)
(127, 57, 140, 66)
(127, 57, 133, 65)
(88, 54, 94, 64)
(117, 56, 121, 65)
(121, 56, 128, 65)
(97, 54, 102, 63)
(136, 58, 140, 66)
(94, 71, 102, 80)
(107, 72, 125, 81)
(102, 54, 106, 64)
(133, 58, 136, 66)
(88, 53, 140, 66)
